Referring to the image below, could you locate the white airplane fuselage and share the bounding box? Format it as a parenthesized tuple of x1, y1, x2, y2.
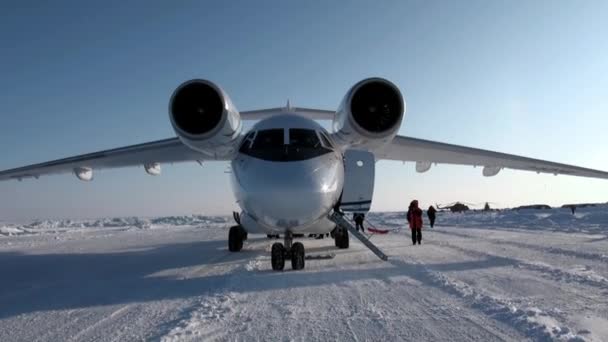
(230, 114, 344, 235)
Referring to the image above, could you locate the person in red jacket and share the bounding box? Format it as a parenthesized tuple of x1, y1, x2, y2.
(407, 200, 423, 245)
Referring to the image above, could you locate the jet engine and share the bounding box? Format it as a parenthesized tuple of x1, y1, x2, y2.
(333, 78, 405, 149)
(169, 79, 242, 157)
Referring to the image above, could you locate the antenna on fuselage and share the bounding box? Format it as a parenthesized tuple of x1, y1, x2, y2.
(285, 99, 294, 113)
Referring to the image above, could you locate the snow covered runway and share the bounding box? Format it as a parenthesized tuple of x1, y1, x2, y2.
(0, 209, 607, 341)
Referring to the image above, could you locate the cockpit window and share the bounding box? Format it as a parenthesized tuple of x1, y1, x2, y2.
(239, 129, 285, 161)
(286, 129, 332, 161)
(238, 131, 256, 153)
(239, 128, 333, 162)
(251, 129, 284, 149)
(289, 129, 320, 148)
(318, 131, 333, 149)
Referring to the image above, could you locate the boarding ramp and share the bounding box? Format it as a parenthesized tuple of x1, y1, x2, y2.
(330, 211, 388, 261)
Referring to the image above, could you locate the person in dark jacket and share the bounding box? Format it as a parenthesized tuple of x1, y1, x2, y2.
(427, 205, 437, 228)
(353, 213, 365, 232)
(407, 200, 423, 245)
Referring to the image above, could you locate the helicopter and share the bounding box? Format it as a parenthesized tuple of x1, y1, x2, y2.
(436, 201, 501, 213)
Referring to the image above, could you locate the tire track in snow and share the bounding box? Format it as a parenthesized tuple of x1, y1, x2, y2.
(157, 236, 522, 341)
(159, 293, 236, 342)
(67, 305, 132, 342)
(433, 229, 608, 263)
(405, 237, 608, 340)
(388, 257, 587, 342)
(433, 238, 608, 293)
(156, 239, 271, 341)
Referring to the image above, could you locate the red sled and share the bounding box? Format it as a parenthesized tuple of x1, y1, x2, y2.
(367, 227, 389, 234)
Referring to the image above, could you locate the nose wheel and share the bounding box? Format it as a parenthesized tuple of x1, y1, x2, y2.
(271, 243, 285, 270)
(270, 232, 306, 271)
(291, 242, 305, 270)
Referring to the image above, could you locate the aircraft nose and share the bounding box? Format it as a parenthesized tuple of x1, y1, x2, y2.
(272, 191, 333, 224)
(233, 155, 343, 229)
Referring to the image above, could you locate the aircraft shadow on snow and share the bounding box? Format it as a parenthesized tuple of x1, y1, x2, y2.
(0, 239, 518, 319)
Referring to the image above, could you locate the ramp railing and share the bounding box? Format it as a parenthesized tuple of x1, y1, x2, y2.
(330, 211, 388, 261)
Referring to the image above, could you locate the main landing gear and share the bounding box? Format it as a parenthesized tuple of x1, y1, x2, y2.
(228, 212, 248, 252)
(333, 225, 349, 249)
(228, 225, 248, 252)
(271, 231, 305, 271)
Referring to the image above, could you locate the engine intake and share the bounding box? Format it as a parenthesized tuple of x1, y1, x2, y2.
(171, 81, 224, 136)
(169, 79, 242, 157)
(333, 78, 405, 148)
(350, 81, 403, 134)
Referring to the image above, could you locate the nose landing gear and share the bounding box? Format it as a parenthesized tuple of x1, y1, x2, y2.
(271, 231, 306, 271)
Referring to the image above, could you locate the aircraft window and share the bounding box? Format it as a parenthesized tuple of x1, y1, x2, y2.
(289, 129, 321, 148)
(318, 131, 333, 149)
(240, 129, 287, 161)
(287, 129, 332, 161)
(238, 131, 256, 153)
(252, 129, 285, 149)
(240, 128, 332, 162)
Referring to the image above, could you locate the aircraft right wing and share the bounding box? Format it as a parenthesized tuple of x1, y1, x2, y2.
(0, 137, 212, 182)
(376, 135, 608, 179)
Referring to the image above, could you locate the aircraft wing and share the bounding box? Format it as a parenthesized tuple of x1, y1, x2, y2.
(376, 135, 608, 179)
(0, 137, 212, 182)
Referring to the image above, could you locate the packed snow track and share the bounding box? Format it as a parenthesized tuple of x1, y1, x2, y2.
(0, 208, 607, 341)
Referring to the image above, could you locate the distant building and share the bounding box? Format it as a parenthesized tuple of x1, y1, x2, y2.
(561, 203, 603, 208)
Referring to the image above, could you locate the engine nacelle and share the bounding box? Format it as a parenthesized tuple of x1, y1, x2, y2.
(333, 78, 405, 149)
(169, 79, 242, 157)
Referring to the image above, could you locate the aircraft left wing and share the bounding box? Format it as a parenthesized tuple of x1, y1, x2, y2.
(0, 137, 210, 182)
(376, 135, 608, 179)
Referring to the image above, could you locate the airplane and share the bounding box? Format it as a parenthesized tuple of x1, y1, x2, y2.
(1, 77, 608, 271)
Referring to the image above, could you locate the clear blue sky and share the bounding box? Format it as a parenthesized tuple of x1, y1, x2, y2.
(1, 1, 607, 220)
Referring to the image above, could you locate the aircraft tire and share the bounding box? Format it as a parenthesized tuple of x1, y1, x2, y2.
(291, 242, 305, 270)
(336, 229, 349, 249)
(271, 243, 285, 271)
(228, 225, 243, 252)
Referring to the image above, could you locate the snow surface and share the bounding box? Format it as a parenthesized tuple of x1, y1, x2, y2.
(0, 207, 607, 341)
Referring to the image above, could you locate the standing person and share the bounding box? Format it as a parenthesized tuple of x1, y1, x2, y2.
(407, 200, 423, 245)
(353, 213, 365, 232)
(427, 205, 437, 228)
